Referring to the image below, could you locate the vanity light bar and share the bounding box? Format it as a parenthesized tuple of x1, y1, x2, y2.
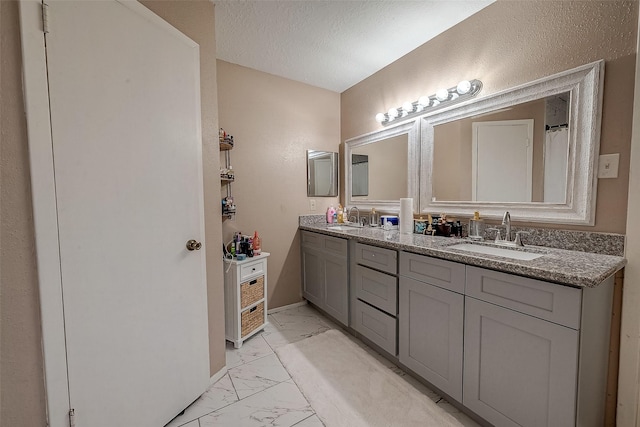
(375, 79, 483, 125)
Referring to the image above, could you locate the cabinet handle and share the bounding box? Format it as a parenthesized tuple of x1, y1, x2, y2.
(249, 279, 258, 285)
(249, 306, 257, 313)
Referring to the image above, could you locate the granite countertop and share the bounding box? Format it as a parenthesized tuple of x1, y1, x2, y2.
(299, 223, 627, 288)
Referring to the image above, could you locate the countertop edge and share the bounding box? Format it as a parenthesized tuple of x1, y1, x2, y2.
(299, 225, 627, 288)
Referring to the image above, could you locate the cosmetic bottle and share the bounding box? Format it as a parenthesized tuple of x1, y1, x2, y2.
(327, 206, 335, 223)
(337, 204, 344, 224)
(253, 231, 261, 255)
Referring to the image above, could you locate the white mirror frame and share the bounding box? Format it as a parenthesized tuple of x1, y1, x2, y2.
(420, 60, 604, 225)
(345, 120, 420, 213)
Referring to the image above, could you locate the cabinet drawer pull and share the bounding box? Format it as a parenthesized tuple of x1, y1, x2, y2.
(250, 306, 257, 313)
(250, 279, 258, 285)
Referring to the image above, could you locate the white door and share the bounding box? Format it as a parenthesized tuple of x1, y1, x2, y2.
(472, 120, 534, 202)
(31, 1, 209, 426)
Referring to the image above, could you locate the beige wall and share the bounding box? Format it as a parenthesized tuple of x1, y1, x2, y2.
(341, 0, 638, 233)
(0, 2, 225, 425)
(1, 2, 48, 425)
(217, 60, 341, 309)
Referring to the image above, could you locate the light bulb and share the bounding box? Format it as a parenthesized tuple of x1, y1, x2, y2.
(375, 113, 386, 123)
(435, 89, 449, 102)
(402, 102, 414, 113)
(388, 108, 399, 118)
(456, 80, 472, 95)
(418, 96, 430, 107)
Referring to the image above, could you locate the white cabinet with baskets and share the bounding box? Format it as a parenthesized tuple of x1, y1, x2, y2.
(223, 252, 270, 348)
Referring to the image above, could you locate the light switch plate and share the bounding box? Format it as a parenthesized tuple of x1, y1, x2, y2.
(598, 153, 620, 179)
(309, 199, 316, 211)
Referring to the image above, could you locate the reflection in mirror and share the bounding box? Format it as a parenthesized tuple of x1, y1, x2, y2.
(351, 154, 369, 196)
(432, 93, 569, 203)
(351, 134, 407, 200)
(421, 60, 603, 225)
(345, 120, 419, 213)
(307, 150, 338, 197)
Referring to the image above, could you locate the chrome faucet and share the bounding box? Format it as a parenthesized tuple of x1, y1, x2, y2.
(502, 211, 512, 242)
(347, 206, 360, 224)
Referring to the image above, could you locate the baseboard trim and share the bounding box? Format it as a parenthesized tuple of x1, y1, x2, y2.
(209, 365, 227, 386)
(267, 300, 307, 314)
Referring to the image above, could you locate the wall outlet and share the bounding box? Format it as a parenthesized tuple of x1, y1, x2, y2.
(598, 153, 620, 179)
(309, 199, 316, 211)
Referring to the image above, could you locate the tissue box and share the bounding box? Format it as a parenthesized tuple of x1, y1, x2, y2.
(380, 215, 399, 226)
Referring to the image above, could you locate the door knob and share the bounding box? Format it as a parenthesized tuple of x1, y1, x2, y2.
(186, 239, 202, 251)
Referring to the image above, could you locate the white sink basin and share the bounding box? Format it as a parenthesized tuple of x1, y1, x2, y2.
(327, 225, 362, 231)
(448, 243, 544, 261)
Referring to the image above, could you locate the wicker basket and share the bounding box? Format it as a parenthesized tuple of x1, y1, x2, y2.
(241, 302, 264, 337)
(240, 276, 265, 308)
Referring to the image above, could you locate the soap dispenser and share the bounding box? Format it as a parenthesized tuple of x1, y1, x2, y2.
(369, 208, 378, 227)
(469, 211, 484, 240)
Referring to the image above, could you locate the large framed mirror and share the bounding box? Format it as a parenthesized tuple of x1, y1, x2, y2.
(307, 150, 339, 197)
(345, 120, 420, 213)
(421, 60, 604, 225)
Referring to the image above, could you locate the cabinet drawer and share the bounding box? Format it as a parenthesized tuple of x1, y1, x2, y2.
(323, 234, 348, 256)
(466, 266, 582, 329)
(301, 230, 323, 249)
(400, 252, 465, 294)
(355, 265, 397, 316)
(240, 259, 265, 281)
(241, 302, 265, 338)
(354, 300, 397, 356)
(356, 243, 397, 275)
(301, 231, 347, 256)
(240, 276, 265, 309)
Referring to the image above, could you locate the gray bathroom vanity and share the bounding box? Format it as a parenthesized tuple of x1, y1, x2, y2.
(299, 223, 625, 427)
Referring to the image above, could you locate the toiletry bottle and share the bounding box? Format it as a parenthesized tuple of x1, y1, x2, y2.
(469, 211, 484, 240)
(337, 204, 344, 224)
(247, 238, 254, 257)
(327, 205, 335, 224)
(253, 231, 261, 255)
(370, 208, 378, 227)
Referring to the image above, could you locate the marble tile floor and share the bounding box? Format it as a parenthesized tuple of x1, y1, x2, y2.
(165, 303, 479, 427)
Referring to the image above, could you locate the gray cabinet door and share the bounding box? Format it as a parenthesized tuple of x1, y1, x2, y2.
(398, 276, 464, 401)
(463, 297, 579, 427)
(301, 246, 324, 307)
(301, 231, 349, 327)
(324, 252, 349, 326)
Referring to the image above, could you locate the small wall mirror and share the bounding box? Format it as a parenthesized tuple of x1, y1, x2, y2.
(307, 150, 339, 197)
(421, 60, 604, 225)
(345, 120, 420, 213)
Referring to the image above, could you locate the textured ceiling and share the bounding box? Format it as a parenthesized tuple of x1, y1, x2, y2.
(214, 1, 495, 93)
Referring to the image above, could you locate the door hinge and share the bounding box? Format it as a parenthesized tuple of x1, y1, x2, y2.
(42, 2, 50, 34)
(69, 408, 76, 427)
